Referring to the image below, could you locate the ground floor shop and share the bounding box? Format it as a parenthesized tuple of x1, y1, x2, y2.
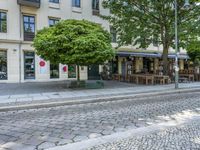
(109, 51, 199, 84)
(0, 42, 103, 83)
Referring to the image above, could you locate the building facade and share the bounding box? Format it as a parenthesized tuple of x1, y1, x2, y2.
(0, 0, 110, 83)
(0, 0, 191, 83)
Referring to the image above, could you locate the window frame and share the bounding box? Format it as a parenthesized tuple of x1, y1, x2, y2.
(49, 0, 59, 3)
(92, 0, 99, 10)
(0, 11, 7, 33)
(23, 15, 35, 41)
(23, 15, 35, 33)
(72, 0, 81, 8)
(0, 50, 7, 80)
(48, 18, 60, 27)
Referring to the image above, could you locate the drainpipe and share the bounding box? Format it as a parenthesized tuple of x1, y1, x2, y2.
(19, 4, 22, 83)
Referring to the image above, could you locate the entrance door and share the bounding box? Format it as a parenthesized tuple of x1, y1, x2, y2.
(24, 51, 35, 79)
(88, 65, 100, 80)
(121, 61, 126, 81)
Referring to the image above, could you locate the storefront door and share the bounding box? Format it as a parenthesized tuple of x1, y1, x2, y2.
(24, 51, 35, 79)
(0, 51, 7, 80)
(88, 65, 100, 80)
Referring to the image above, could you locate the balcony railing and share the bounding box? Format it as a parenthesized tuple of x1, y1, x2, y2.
(17, 0, 40, 8)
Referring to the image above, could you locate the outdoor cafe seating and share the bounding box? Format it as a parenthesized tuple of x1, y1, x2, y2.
(112, 73, 171, 85)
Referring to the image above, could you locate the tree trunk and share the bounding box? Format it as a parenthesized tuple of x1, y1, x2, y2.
(77, 65, 80, 81)
(162, 47, 169, 75)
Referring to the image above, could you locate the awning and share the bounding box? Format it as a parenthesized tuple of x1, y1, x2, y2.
(117, 51, 189, 59)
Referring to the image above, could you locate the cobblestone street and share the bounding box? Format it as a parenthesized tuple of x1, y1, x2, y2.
(89, 117, 200, 150)
(0, 91, 200, 150)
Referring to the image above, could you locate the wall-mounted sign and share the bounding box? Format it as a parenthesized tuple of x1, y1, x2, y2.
(63, 65, 68, 73)
(39, 61, 46, 67)
(39, 58, 47, 74)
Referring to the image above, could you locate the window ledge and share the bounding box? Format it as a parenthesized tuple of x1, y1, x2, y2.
(49, 2, 60, 9)
(72, 7, 82, 13)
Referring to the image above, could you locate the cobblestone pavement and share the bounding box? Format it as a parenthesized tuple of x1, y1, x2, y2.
(89, 118, 200, 150)
(0, 92, 200, 150)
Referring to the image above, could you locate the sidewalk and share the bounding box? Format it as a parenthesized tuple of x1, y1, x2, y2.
(0, 81, 200, 109)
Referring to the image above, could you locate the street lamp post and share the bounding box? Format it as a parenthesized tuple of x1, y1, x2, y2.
(174, 0, 190, 89)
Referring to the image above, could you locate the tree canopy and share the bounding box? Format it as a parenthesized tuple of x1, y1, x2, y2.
(102, 0, 200, 74)
(187, 40, 200, 61)
(33, 19, 115, 66)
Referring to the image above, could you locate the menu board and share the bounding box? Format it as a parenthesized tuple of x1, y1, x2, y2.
(68, 65, 76, 78)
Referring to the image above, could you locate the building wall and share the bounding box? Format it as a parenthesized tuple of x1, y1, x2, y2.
(0, 0, 188, 83)
(0, 0, 109, 83)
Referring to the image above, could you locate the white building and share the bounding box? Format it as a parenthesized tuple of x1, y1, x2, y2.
(0, 0, 190, 83)
(0, 0, 111, 83)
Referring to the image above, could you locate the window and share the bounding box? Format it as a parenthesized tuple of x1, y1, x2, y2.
(23, 15, 35, 41)
(72, 0, 81, 7)
(92, 0, 99, 15)
(49, 0, 59, 3)
(49, 18, 59, 27)
(68, 65, 76, 78)
(110, 26, 117, 43)
(0, 12, 7, 33)
(92, 0, 99, 10)
(24, 52, 35, 79)
(50, 64, 59, 78)
(0, 51, 7, 80)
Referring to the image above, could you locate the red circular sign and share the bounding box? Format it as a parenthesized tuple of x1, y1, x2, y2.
(63, 66, 67, 72)
(39, 61, 46, 67)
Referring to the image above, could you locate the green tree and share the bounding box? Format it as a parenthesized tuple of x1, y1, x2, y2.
(187, 40, 200, 62)
(102, 0, 200, 75)
(33, 19, 115, 81)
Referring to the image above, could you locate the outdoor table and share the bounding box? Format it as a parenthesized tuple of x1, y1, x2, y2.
(179, 74, 194, 82)
(154, 75, 170, 84)
(131, 74, 154, 85)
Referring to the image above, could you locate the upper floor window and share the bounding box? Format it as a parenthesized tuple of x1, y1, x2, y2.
(72, 0, 81, 7)
(110, 26, 117, 43)
(0, 12, 7, 33)
(49, 18, 60, 27)
(49, 0, 59, 3)
(23, 15, 35, 41)
(92, 0, 99, 10)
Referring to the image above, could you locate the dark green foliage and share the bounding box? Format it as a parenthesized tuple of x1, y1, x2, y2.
(33, 19, 115, 66)
(102, 0, 200, 74)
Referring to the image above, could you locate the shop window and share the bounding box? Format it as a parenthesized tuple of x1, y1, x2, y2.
(0, 12, 7, 33)
(23, 15, 35, 41)
(0, 51, 7, 80)
(24, 51, 35, 79)
(68, 65, 76, 78)
(50, 63, 59, 78)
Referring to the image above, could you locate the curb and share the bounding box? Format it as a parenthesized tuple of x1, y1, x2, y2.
(0, 87, 199, 112)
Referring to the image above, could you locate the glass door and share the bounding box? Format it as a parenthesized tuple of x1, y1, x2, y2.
(0, 51, 7, 80)
(24, 51, 35, 79)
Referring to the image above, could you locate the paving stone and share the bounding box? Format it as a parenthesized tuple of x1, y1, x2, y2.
(1, 142, 35, 150)
(37, 142, 55, 150)
(73, 136, 89, 142)
(88, 133, 102, 139)
(57, 139, 73, 145)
